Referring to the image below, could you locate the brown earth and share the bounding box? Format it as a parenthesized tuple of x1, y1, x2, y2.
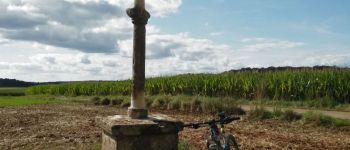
(0, 103, 349, 150)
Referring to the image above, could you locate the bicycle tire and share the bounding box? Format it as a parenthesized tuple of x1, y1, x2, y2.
(206, 139, 220, 150)
(224, 134, 240, 150)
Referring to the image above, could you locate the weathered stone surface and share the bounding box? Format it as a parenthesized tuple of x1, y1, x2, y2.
(126, 0, 151, 119)
(128, 108, 148, 119)
(102, 132, 117, 150)
(127, 8, 150, 25)
(97, 114, 183, 150)
(97, 115, 183, 135)
(102, 132, 178, 150)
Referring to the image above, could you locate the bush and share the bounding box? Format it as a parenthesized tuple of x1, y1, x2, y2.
(167, 99, 181, 110)
(121, 101, 130, 108)
(303, 111, 334, 126)
(200, 98, 223, 114)
(281, 110, 302, 122)
(190, 98, 202, 112)
(151, 96, 170, 108)
(302, 111, 350, 127)
(111, 98, 123, 106)
(91, 97, 100, 105)
(100, 98, 111, 105)
(220, 101, 246, 115)
(272, 107, 283, 118)
(191, 97, 246, 115)
(151, 98, 165, 108)
(145, 97, 153, 107)
(305, 97, 338, 109)
(180, 101, 191, 111)
(248, 106, 272, 120)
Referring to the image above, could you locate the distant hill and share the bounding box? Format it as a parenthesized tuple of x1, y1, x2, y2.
(224, 65, 348, 73)
(0, 78, 38, 87)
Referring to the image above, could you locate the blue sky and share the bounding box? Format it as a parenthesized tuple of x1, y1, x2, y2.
(0, 0, 349, 82)
(152, 0, 350, 50)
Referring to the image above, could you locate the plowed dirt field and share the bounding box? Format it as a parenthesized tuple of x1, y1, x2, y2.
(0, 104, 349, 150)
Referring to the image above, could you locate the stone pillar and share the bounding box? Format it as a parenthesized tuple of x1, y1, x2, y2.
(98, 1, 183, 149)
(127, 0, 150, 119)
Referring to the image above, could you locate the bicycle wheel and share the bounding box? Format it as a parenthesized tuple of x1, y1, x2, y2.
(207, 139, 220, 150)
(223, 134, 239, 150)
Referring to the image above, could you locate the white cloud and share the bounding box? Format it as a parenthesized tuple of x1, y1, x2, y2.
(209, 32, 223, 36)
(0, 36, 10, 45)
(302, 54, 350, 67)
(118, 32, 231, 60)
(146, 0, 182, 17)
(239, 37, 266, 43)
(107, 0, 182, 17)
(0, 62, 9, 70)
(0, 52, 131, 82)
(238, 38, 304, 52)
(0, 28, 238, 81)
(0, 0, 182, 53)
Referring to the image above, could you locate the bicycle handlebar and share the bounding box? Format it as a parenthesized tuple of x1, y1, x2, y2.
(222, 116, 240, 124)
(183, 116, 240, 129)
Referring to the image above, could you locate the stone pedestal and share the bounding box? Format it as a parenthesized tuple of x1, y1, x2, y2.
(97, 114, 183, 150)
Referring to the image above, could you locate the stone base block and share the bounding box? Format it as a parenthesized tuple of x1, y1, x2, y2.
(97, 114, 183, 150)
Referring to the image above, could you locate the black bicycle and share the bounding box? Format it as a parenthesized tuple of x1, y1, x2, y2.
(183, 112, 240, 150)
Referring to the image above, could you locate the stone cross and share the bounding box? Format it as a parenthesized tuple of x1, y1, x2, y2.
(98, 2, 183, 149)
(127, 0, 150, 119)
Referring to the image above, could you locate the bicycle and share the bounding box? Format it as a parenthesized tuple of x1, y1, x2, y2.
(183, 112, 240, 150)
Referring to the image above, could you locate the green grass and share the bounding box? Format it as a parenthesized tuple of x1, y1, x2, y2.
(250, 107, 301, 122)
(84, 143, 101, 150)
(302, 111, 350, 127)
(0, 96, 60, 106)
(178, 140, 196, 150)
(0, 87, 26, 96)
(248, 106, 350, 127)
(248, 106, 273, 120)
(248, 98, 350, 111)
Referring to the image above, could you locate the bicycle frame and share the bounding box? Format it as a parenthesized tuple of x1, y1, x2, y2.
(183, 112, 240, 150)
(207, 119, 231, 150)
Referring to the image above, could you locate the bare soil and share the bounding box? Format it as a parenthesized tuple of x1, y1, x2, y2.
(0, 103, 349, 150)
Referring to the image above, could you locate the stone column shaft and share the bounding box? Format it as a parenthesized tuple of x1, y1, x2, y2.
(131, 22, 146, 109)
(127, 1, 150, 119)
(134, 0, 145, 8)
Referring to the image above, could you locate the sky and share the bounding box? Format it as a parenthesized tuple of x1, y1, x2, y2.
(0, 0, 349, 82)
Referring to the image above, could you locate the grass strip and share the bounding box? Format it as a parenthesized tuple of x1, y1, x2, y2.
(0, 96, 60, 106)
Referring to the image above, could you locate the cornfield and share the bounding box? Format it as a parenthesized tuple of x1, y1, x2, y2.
(26, 68, 350, 103)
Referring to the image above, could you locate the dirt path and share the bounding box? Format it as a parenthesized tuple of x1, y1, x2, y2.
(240, 105, 350, 120)
(0, 104, 349, 150)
